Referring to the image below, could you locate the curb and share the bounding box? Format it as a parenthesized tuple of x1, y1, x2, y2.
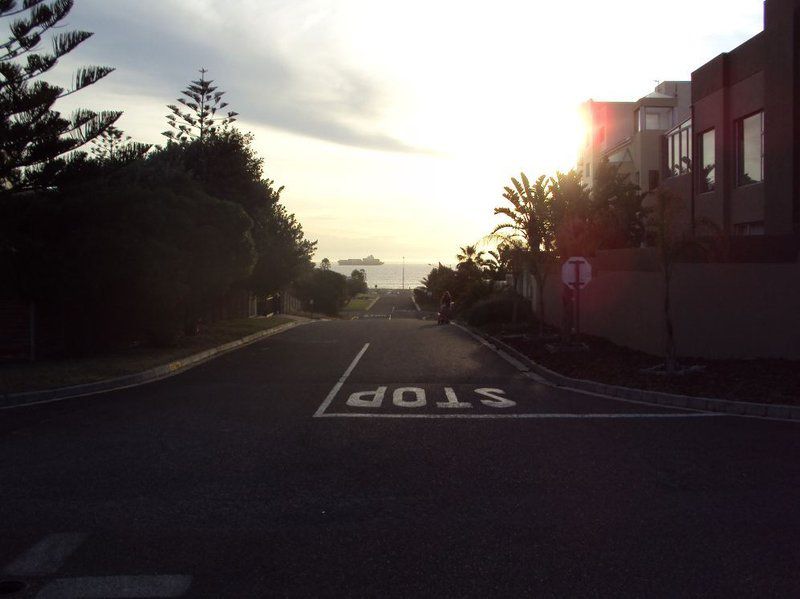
(460, 324, 800, 423)
(366, 295, 381, 311)
(1, 319, 308, 410)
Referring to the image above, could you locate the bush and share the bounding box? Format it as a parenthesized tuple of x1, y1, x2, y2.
(293, 269, 349, 315)
(464, 293, 532, 327)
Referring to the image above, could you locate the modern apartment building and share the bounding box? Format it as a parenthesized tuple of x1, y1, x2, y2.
(578, 82, 691, 192)
(582, 0, 800, 248)
(685, 0, 799, 240)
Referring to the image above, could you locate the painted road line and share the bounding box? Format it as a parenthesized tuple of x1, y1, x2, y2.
(2, 533, 86, 576)
(317, 412, 721, 419)
(314, 343, 370, 417)
(36, 575, 192, 598)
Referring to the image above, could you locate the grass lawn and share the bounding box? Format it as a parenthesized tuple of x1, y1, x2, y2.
(343, 293, 378, 312)
(0, 316, 293, 395)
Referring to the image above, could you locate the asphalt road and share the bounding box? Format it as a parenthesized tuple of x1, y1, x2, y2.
(1, 293, 799, 597)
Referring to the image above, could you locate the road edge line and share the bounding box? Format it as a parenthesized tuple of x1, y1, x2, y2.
(314, 342, 370, 417)
(453, 322, 800, 424)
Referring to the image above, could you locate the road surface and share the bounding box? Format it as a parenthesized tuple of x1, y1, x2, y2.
(1, 291, 799, 597)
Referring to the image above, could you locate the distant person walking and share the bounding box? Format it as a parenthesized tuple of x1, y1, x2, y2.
(438, 291, 453, 325)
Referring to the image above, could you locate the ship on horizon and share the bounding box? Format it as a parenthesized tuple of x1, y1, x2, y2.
(337, 254, 384, 266)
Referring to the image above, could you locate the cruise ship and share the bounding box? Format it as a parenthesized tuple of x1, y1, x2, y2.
(337, 255, 384, 266)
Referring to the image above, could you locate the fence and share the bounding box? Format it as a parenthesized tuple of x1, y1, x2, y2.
(518, 248, 800, 359)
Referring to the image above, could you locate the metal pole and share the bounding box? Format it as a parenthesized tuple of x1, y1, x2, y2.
(573, 262, 581, 340)
(402, 256, 405, 290)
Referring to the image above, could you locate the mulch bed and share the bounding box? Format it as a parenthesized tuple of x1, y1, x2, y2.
(488, 324, 800, 406)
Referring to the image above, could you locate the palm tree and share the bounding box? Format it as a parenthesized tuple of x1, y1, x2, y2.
(491, 173, 555, 334)
(456, 244, 485, 269)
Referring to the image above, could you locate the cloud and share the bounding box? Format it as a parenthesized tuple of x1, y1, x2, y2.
(63, 0, 423, 153)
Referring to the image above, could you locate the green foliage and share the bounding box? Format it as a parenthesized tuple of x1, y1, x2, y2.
(293, 268, 348, 315)
(347, 269, 368, 296)
(163, 69, 238, 143)
(156, 128, 315, 294)
(548, 169, 594, 257)
(89, 125, 151, 163)
(464, 293, 533, 327)
(422, 261, 491, 314)
(0, 169, 256, 350)
(0, 0, 120, 189)
(590, 157, 646, 249)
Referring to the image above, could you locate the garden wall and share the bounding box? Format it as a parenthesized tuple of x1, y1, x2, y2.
(522, 249, 800, 359)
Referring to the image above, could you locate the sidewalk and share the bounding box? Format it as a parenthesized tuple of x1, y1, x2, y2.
(1, 315, 309, 409)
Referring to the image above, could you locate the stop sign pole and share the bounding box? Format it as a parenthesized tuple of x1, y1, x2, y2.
(572, 259, 582, 339)
(561, 257, 592, 341)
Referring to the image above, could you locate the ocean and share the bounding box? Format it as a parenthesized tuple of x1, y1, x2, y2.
(330, 262, 444, 290)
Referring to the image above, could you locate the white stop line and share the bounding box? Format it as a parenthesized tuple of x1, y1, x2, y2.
(312, 344, 720, 420)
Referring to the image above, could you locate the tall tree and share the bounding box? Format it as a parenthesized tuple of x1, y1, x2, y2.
(492, 173, 555, 333)
(163, 69, 238, 143)
(456, 244, 485, 272)
(590, 157, 646, 249)
(0, 0, 121, 189)
(549, 169, 594, 258)
(89, 125, 150, 163)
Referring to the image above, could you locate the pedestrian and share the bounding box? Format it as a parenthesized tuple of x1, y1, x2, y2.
(439, 291, 453, 324)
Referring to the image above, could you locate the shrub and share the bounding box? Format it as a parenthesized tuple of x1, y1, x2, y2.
(293, 269, 349, 315)
(464, 293, 532, 327)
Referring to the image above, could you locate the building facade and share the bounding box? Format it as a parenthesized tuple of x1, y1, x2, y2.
(578, 81, 691, 192)
(688, 0, 799, 240)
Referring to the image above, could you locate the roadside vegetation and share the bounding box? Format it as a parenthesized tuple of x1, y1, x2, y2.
(1, 2, 316, 358)
(421, 159, 645, 330)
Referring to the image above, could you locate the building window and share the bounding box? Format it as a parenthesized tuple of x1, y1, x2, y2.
(736, 111, 764, 185)
(666, 119, 692, 176)
(648, 170, 660, 191)
(585, 162, 590, 178)
(699, 129, 715, 192)
(733, 221, 765, 236)
(638, 106, 673, 131)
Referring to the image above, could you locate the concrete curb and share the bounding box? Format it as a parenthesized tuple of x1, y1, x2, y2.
(1, 319, 308, 410)
(461, 324, 800, 423)
(366, 295, 381, 311)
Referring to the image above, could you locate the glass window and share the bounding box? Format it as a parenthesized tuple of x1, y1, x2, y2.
(680, 128, 689, 173)
(667, 135, 675, 175)
(700, 129, 715, 192)
(733, 221, 765, 236)
(645, 111, 661, 130)
(648, 170, 660, 191)
(666, 121, 692, 177)
(737, 111, 764, 185)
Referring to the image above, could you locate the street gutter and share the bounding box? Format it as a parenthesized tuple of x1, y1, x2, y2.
(456, 322, 800, 423)
(1, 318, 310, 410)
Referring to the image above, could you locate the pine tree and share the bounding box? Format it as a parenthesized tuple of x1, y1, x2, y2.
(89, 125, 150, 163)
(0, 0, 121, 189)
(163, 69, 238, 143)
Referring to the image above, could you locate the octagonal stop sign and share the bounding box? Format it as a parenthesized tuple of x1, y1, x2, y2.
(561, 256, 592, 289)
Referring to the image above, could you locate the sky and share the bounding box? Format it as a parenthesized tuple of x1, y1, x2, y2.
(53, 0, 765, 263)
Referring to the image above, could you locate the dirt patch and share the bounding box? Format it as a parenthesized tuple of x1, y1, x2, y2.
(491, 324, 800, 406)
